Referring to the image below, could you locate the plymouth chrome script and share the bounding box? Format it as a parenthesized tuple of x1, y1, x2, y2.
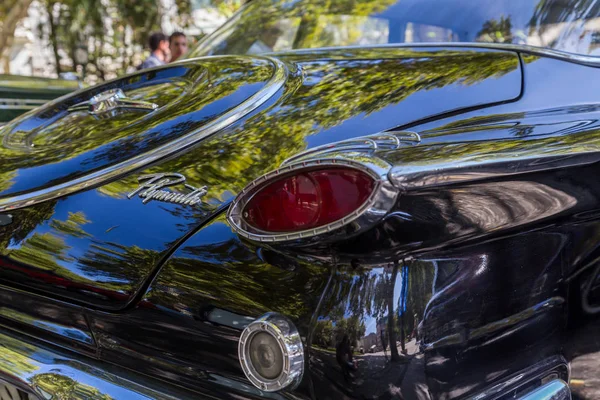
(127, 173, 207, 207)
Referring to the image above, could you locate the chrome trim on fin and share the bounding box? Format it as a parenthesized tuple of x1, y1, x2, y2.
(282, 132, 420, 166)
(271, 42, 600, 67)
(389, 150, 600, 191)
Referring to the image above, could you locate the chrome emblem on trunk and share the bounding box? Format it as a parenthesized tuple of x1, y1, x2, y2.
(68, 88, 158, 115)
(127, 173, 208, 207)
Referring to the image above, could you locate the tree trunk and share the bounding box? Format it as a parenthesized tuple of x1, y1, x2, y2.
(0, 0, 34, 73)
(400, 311, 406, 353)
(65, 9, 78, 74)
(46, 1, 62, 75)
(292, 16, 317, 49)
(387, 264, 401, 362)
(97, 35, 106, 80)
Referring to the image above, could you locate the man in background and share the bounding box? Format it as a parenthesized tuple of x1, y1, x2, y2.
(169, 32, 188, 62)
(138, 32, 170, 70)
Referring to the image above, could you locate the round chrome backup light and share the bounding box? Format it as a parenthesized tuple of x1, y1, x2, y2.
(238, 313, 304, 392)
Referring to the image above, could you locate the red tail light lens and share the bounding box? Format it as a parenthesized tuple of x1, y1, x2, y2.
(243, 168, 375, 232)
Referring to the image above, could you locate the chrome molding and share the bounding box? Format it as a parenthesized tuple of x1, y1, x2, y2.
(389, 150, 600, 192)
(0, 98, 46, 105)
(273, 42, 600, 67)
(0, 105, 39, 110)
(281, 132, 420, 166)
(227, 157, 399, 244)
(0, 329, 187, 399)
(471, 356, 569, 400)
(0, 98, 47, 110)
(0, 56, 287, 212)
(238, 313, 304, 392)
(519, 380, 571, 400)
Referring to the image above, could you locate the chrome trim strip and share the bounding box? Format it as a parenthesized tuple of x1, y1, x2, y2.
(0, 105, 40, 110)
(389, 151, 600, 192)
(0, 56, 287, 212)
(519, 380, 571, 400)
(227, 158, 398, 244)
(0, 98, 47, 106)
(0, 330, 186, 399)
(471, 356, 569, 400)
(281, 132, 420, 166)
(271, 42, 600, 67)
(0, 97, 47, 111)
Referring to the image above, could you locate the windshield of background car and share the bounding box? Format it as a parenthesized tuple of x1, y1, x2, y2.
(190, 0, 600, 57)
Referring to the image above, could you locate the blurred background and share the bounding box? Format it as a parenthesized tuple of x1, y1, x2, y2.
(4, 0, 600, 87)
(0, 0, 243, 85)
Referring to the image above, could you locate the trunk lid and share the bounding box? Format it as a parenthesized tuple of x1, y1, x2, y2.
(0, 47, 522, 309)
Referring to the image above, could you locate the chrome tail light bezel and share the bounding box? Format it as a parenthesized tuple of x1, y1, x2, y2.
(226, 157, 399, 244)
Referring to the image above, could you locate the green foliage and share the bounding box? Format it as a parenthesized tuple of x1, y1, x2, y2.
(0, 0, 33, 71)
(31, 373, 115, 399)
(0, 332, 40, 376)
(10, 232, 73, 270)
(37, 0, 169, 82)
(402, 261, 435, 338)
(313, 319, 334, 347)
(477, 16, 513, 43)
(334, 315, 366, 347)
(33, 0, 243, 83)
(316, 261, 434, 361)
(49, 211, 92, 238)
(190, 0, 397, 57)
(147, 221, 330, 322)
(212, 0, 245, 17)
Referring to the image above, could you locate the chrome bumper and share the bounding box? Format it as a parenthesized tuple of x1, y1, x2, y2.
(0, 330, 185, 400)
(0, 328, 573, 400)
(520, 380, 571, 400)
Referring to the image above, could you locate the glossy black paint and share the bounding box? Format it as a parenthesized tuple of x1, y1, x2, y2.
(0, 48, 518, 311)
(0, 57, 278, 310)
(0, 47, 599, 399)
(0, 57, 275, 197)
(0, 284, 94, 354)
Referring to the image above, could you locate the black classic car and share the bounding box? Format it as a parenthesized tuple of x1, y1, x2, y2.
(2, 0, 600, 399)
(0, 74, 80, 125)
